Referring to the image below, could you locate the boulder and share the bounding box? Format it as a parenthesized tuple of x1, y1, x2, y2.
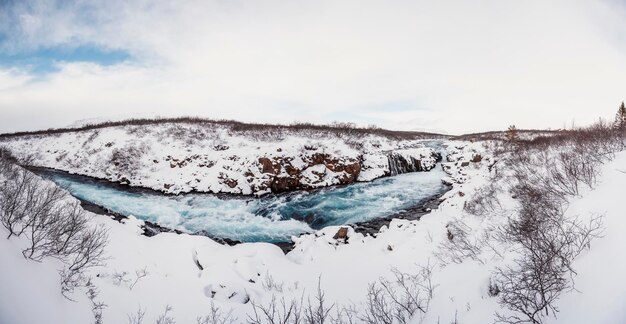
(333, 227, 349, 240)
(258, 157, 276, 174)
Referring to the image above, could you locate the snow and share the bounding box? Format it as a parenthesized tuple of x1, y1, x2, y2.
(546, 155, 626, 324)
(0, 124, 440, 196)
(0, 228, 92, 324)
(1, 139, 625, 323)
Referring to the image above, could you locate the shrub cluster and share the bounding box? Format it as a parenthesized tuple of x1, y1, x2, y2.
(490, 121, 622, 323)
(0, 117, 445, 141)
(0, 155, 108, 295)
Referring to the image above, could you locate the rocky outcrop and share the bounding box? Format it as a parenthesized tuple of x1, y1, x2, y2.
(254, 148, 439, 193)
(386, 149, 439, 176)
(256, 153, 362, 193)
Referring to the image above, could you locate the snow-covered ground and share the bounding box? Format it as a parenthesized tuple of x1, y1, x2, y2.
(0, 123, 440, 196)
(2, 139, 624, 324)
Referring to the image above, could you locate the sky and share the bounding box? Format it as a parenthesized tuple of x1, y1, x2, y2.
(0, 0, 625, 135)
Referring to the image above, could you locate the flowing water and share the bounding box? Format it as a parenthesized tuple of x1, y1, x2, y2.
(37, 153, 448, 243)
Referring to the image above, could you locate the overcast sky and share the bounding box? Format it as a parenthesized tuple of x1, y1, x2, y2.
(1, 0, 625, 134)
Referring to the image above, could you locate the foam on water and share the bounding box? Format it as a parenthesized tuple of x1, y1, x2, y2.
(43, 164, 447, 243)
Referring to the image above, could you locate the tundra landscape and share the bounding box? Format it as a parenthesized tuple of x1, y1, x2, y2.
(1, 1, 626, 323)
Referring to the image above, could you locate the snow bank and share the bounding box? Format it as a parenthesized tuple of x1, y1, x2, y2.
(2, 141, 624, 323)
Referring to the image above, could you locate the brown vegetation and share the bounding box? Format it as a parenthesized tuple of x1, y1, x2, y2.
(0, 117, 446, 141)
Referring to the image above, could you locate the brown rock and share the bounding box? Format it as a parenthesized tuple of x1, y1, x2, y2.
(333, 227, 349, 240)
(471, 154, 482, 163)
(258, 157, 275, 174)
(224, 178, 238, 188)
(271, 176, 300, 193)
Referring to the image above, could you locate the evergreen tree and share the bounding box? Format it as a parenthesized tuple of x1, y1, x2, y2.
(506, 125, 518, 142)
(616, 101, 626, 129)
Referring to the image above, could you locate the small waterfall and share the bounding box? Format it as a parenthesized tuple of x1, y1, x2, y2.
(387, 152, 424, 176)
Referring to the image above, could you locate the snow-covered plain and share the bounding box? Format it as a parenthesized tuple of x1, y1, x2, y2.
(1, 135, 625, 324)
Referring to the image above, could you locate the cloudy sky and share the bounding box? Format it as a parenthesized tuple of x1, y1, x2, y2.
(1, 0, 625, 134)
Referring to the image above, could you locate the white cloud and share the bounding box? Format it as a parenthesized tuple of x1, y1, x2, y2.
(1, 0, 625, 134)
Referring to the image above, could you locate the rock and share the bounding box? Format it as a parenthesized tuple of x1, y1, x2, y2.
(441, 177, 454, 186)
(471, 154, 482, 163)
(460, 161, 470, 167)
(271, 176, 300, 192)
(333, 227, 349, 240)
(214, 144, 229, 151)
(224, 178, 238, 188)
(258, 157, 275, 174)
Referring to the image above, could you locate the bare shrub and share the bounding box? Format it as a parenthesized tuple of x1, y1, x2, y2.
(0, 159, 108, 296)
(86, 278, 107, 324)
(360, 263, 436, 324)
(156, 305, 176, 324)
(110, 142, 150, 176)
(197, 301, 236, 324)
(127, 306, 146, 324)
(491, 122, 612, 323)
(262, 272, 284, 293)
(463, 183, 502, 217)
(0, 167, 39, 238)
(130, 267, 149, 290)
(493, 213, 602, 324)
(304, 279, 334, 324)
(0, 117, 445, 141)
(248, 294, 305, 324)
(60, 223, 108, 295)
(436, 221, 484, 265)
(82, 130, 100, 147)
(249, 277, 334, 324)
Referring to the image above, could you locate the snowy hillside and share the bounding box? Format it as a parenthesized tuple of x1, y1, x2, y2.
(0, 121, 443, 195)
(1, 122, 624, 324)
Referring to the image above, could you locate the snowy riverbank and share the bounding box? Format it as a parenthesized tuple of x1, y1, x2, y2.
(0, 122, 443, 196)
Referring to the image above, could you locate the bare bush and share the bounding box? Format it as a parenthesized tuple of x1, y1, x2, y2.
(110, 142, 150, 176)
(0, 159, 108, 296)
(0, 117, 445, 141)
(435, 221, 484, 265)
(86, 278, 106, 324)
(494, 213, 602, 324)
(489, 121, 614, 323)
(156, 305, 176, 324)
(248, 294, 305, 324)
(360, 263, 436, 324)
(249, 277, 334, 324)
(127, 306, 146, 324)
(304, 279, 334, 324)
(463, 183, 502, 217)
(130, 267, 149, 290)
(262, 272, 285, 293)
(197, 301, 236, 324)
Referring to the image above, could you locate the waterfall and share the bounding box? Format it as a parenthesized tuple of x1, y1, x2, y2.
(387, 152, 424, 176)
(385, 148, 444, 176)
